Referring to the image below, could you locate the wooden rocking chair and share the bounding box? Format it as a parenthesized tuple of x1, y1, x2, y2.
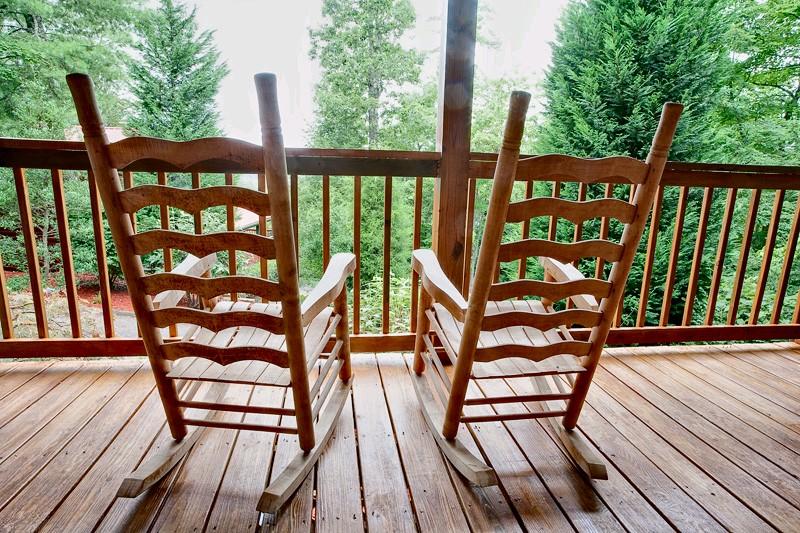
(412, 92, 682, 485)
(67, 73, 355, 518)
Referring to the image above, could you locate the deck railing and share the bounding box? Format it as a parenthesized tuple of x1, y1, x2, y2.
(1, 137, 800, 357)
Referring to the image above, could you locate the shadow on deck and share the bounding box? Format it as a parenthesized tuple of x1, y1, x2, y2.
(0, 343, 799, 532)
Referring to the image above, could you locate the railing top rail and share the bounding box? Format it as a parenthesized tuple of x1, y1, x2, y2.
(0, 137, 440, 176)
(469, 152, 800, 189)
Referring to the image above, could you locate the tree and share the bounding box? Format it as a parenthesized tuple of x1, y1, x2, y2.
(308, 0, 423, 149)
(0, 0, 139, 137)
(538, 0, 733, 162)
(0, 1, 142, 290)
(127, 0, 228, 140)
(301, 0, 426, 304)
(716, 0, 800, 165)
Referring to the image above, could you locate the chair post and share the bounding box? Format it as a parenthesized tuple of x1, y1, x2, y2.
(442, 91, 531, 440)
(255, 73, 315, 452)
(413, 286, 433, 375)
(563, 102, 683, 430)
(334, 287, 352, 381)
(66, 73, 187, 440)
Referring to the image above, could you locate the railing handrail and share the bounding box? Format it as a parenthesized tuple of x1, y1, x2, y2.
(0, 137, 440, 176)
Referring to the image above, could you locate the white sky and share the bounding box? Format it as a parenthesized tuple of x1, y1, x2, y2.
(187, 0, 569, 146)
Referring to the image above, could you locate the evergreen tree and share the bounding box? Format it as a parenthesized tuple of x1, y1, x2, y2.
(127, 0, 228, 140)
(538, 0, 733, 162)
(308, 0, 423, 149)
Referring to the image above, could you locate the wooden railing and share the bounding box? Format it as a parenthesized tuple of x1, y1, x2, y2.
(2, 137, 800, 357)
(0, 138, 437, 355)
(469, 156, 800, 344)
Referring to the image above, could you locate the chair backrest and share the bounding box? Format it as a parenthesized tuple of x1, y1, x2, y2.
(464, 102, 683, 364)
(66, 73, 304, 370)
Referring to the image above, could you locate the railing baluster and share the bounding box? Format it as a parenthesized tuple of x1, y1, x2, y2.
(705, 188, 737, 325)
(771, 195, 800, 323)
(157, 171, 175, 337)
(322, 174, 330, 268)
(13, 167, 48, 338)
(659, 186, 689, 326)
(518, 179, 534, 283)
(0, 254, 13, 338)
(615, 183, 638, 326)
(682, 187, 714, 326)
(549, 181, 561, 241)
(573, 182, 587, 265)
(636, 185, 664, 327)
(291, 174, 299, 263)
(411, 176, 423, 332)
(382, 175, 392, 334)
(51, 169, 81, 338)
(122, 171, 136, 232)
(87, 170, 114, 337)
(750, 189, 785, 324)
(728, 189, 761, 324)
(257, 173, 268, 279)
(225, 172, 237, 301)
(353, 175, 361, 335)
(595, 183, 613, 279)
(463, 178, 477, 297)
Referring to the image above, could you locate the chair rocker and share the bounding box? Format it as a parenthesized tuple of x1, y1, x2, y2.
(412, 92, 682, 486)
(67, 72, 355, 518)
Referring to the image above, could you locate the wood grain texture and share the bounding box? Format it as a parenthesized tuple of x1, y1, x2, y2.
(119, 184, 270, 215)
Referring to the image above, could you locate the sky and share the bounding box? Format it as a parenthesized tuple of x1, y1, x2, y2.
(186, 0, 569, 147)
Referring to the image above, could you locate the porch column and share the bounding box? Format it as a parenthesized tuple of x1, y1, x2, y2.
(433, 0, 478, 291)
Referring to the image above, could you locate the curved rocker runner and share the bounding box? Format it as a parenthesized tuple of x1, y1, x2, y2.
(67, 72, 355, 519)
(411, 92, 682, 485)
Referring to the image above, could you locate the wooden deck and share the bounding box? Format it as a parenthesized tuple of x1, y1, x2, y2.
(0, 343, 799, 532)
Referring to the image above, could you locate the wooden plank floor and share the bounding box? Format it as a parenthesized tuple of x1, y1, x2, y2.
(1, 343, 799, 532)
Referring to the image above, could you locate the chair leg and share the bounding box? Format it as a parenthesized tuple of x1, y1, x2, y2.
(413, 289, 432, 375)
(334, 288, 352, 381)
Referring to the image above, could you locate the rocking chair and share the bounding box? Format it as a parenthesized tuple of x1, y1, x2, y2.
(412, 91, 682, 485)
(67, 73, 355, 517)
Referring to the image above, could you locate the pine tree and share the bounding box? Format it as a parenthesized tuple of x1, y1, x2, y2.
(538, 0, 733, 162)
(308, 0, 423, 149)
(127, 0, 228, 140)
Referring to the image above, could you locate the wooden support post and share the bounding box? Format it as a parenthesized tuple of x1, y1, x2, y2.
(433, 0, 478, 291)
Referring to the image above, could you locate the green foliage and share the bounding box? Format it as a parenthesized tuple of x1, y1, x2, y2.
(127, 0, 228, 139)
(538, 0, 734, 161)
(308, 0, 423, 149)
(0, 0, 140, 137)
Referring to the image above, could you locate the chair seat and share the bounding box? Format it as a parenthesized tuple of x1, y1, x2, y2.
(431, 300, 586, 378)
(167, 300, 334, 387)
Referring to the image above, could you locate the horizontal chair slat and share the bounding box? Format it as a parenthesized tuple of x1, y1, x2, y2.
(506, 197, 636, 224)
(463, 391, 572, 406)
(184, 418, 297, 434)
(120, 185, 270, 216)
(162, 342, 288, 367)
(151, 307, 283, 332)
(131, 230, 275, 258)
(461, 410, 568, 424)
(481, 308, 601, 331)
(489, 278, 611, 302)
(498, 239, 623, 264)
(142, 273, 281, 301)
(514, 154, 648, 184)
(474, 340, 592, 362)
(109, 136, 262, 170)
(178, 399, 295, 416)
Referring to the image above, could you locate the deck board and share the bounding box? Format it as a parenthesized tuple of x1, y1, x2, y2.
(0, 344, 798, 532)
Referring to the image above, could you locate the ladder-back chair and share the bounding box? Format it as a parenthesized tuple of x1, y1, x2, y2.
(67, 72, 355, 517)
(412, 93, 682, 485)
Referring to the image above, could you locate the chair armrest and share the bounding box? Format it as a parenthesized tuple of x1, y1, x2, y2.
(301, 252, 356, 325)
(152, 253, 217, 310)
(538, 256, 599, 311)
(412, 249, 468, 321)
